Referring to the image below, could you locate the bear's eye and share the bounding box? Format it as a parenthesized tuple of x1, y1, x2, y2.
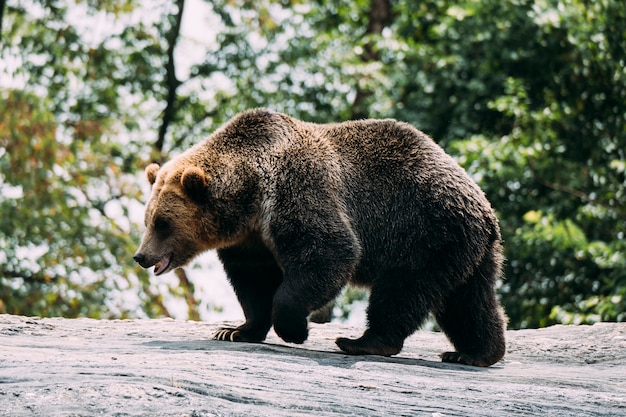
(154, 218, 170, 234)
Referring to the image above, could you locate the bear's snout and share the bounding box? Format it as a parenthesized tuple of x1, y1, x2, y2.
(133, 251, 173, 275)
(133, 252, 150, 268)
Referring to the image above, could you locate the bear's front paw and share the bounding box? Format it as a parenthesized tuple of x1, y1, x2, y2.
(273, 316, 308, 344)
(213, 326, 268, 343)
(213, 328, 243, 342)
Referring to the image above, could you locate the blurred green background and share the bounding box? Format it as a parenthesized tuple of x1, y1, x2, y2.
(1, 0, 624, 328)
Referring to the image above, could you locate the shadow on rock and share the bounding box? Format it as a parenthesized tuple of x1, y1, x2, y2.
(143, 339, 484, 372)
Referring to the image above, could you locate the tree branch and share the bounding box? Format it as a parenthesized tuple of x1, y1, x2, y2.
(175, 268, 200, 321)
(0, 0, 6, 46)
(1, 268, 54, 283)
(140, 280, 172, 318)
(155, 0, 186, 156)
(170, 108, 218, 151)
(528, 159, 624, 215)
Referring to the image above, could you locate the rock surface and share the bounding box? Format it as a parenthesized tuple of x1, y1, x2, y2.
(1, 314, 625, 416)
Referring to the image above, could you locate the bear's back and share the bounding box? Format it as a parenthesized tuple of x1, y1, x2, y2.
(305, 118, 498, 272)
(311, 118, 480, 208)
(314, 118, 449, 177)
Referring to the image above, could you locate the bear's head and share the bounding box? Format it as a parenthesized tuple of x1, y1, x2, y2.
(133, 159, 256, 275)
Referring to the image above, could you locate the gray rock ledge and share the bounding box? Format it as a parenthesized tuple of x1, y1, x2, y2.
(1, 315, 625, 416)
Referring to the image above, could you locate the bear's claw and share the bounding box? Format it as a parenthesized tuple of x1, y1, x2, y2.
(213, 328, 241, 342)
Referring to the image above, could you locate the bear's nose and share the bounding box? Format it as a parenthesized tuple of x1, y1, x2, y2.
(133, 253, 146, 264)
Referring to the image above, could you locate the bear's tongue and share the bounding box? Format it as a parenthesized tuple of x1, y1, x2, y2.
(154, 253, 171, 275)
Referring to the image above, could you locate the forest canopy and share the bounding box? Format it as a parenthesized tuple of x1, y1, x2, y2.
(1, 0, 624, 328)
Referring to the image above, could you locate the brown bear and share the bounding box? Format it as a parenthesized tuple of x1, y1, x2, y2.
(134, 108, 507, 367)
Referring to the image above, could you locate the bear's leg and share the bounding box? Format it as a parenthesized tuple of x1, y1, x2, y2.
(434, 253, 506, 367)
(269, 225, 359, 344)
(213, 276, 280, 343)
(336, 273, 433, 356)
(267, 161, 361, 345)
(272, 267, 349, 344)
(271, 285, 311, 344)
(214, 245, 282, 343)
(308, 300, 334, 323)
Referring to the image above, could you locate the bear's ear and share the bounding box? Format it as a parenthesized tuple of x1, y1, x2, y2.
(181, 166, 207, 200)
(145, 163, 160, 186)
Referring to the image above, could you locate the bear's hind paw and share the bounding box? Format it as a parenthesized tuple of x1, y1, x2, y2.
(336, 336, 401, 357)
(440, 351, 498, 367)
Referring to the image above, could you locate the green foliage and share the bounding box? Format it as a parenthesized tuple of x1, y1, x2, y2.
(1, 0, 171, 318)
(0, 90, 155, 317)
(435, 0, 626, 327)
(1, 0, 624, 327)
(333, 286, 369, 322)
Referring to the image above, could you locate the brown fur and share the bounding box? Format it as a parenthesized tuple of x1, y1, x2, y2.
(134, 108, 507, 367)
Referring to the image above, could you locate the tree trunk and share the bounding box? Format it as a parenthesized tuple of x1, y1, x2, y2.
(351, 0, 391, 120)
(155, 0, 186, 157)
